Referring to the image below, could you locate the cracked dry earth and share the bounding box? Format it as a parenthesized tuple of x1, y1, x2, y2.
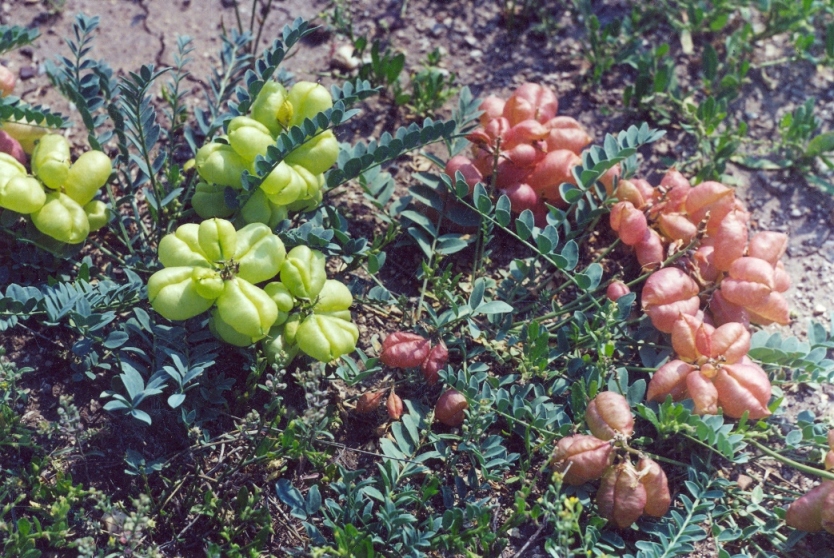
(3, 0, 834, 553)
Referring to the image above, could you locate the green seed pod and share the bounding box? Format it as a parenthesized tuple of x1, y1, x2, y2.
(291, 163, 324, 202)
(238, 188, 273, 227)
(30, 192, 89, 244)
(227, 116, 275, 162)
(192, 181, 235, 218)
(285, 188, 323, 214)
(198, 218, 238, 263)
(313, 280, 353, 312)
(215, 277, 278, 340)
(209, 309, 256, 347)
(195, 142, 249, 187)
(158, 223, 210, 268)
(64, 150, 112, 205)
(264, 282, 295, 326)
(0, 175, 46, 214)
(250, 80, 291, 136)
(284, 130, 340, 175)
(0, 151, 27, 176)
(233, 222, 286, 284)
(32, 134, 71, 190)
(280, 245, 327, 300)
(296, 313, 359, 362)
(261, 161, 306, 206)
(148, 266, 215, 321)
(287, 82, 333, 127)
(282, 313, 301, 346)
(84, 200, 110, 231)
(191, 267, 225, 300)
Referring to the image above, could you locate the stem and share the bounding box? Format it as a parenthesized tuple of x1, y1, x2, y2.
(748, 439, 834, 481)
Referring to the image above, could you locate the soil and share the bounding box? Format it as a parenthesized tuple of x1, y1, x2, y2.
(3, 0, 834, 555)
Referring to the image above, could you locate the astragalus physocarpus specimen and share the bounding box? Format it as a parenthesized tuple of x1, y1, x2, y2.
(551, 392, 671, 529)
(444, 82, 618, 226)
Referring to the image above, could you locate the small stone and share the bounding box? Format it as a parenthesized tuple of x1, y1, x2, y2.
(470, 49, 483, 59)
(464, 35, 478, 47)
(737, 474, 754, 490)
(430, 23, 445, 37)
(790, 208, 802, 218)
(814, 304, 827, 316)
(19, 66, 36, 80)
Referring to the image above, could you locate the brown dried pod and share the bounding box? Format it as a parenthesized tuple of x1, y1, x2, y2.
(641, 267, 701, 333)
(596, 463, 648, 529)
(585, 392, 634, 440)
(355, 391, 385, 414)
(421, 342, 449, 385)
(379, 331, 431, 369)
(435, 389, 468, 427)
(638, 457, 671, 517)
(551, 434, 613, 486)
(386, 390, 404, 421)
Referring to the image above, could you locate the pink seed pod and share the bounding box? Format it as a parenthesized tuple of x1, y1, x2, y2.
(638, 457, 671, 517)
(634, 228, 665, 269)
(596, 463, 648, 529)
(614, 179, 648, 208)
(705, 195, 744, 236)
(435, 389, 468, 427)
(610, 201, 648, 246)
(421, 341, 449, 385)
(585, 391, 634, 440)
(660, 168, 691, 191)
(502, 119, 550, 148)
(598, 163, 621, 197)
(501, 183, 541, 214)
(684, 181, 733, 224)
(829, 429, 834, 450)
(527, 149, 580, 203)
(0, 130, 26, 165)
(445, 155, 483, 194)
(773, 261, 791, 293)
(544, 124, 592, 154)
(380, 332, 432, 369)
(671, 314, 714, 363)
(505, 143, 546, 169)
(686, 370, 719, 415)
(0, 65, 15, 97)
(786, 480, 834, 533)
(551, 434, 613, 486)
(708, 290, 750, 328)
(478, 95, 506, 126)
(692, 245, 720, 283)
(711, 210, 749, 271)
(606, 281, 630, 302)
(387, 390, 404, 420)
(503, 82, 558, 125)
(641, 267, 701, 333)
(708, 322, 750, 364)
(658, 212, 698, 243)
(493, 158, 534, 190)
(748, 231, 788, 266)
(746, 292, 790, 326)
(544, 115, 586, 131)
(714, 359, 772, 419)
(647, 360, 696, 403)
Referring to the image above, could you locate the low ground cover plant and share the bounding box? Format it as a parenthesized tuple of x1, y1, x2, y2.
(1, 4, 834, 557)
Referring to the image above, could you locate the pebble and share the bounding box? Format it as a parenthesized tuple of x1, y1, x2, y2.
(430, 23, 445, 37)
(790, 208, 802, 218)
(470, 49, 483, 59)
(19, 66, 35, 80)
(464, 35, 478, 47)
(814, 304, 827, 316)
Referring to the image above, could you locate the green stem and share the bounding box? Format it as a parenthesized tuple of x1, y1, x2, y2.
(748, 439, 834, 481)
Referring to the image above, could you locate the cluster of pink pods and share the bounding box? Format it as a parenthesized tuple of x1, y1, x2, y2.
(607, 168, 792, 420)
(444, 83, 617, 226)
(552, 392, 671, 528)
